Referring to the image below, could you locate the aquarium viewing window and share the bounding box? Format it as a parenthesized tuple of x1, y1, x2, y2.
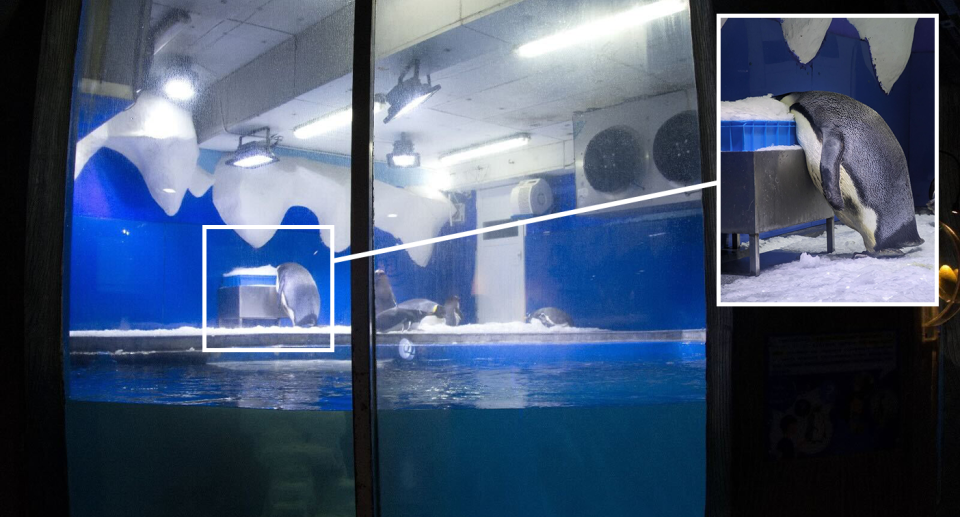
(57, 1, 713, 516)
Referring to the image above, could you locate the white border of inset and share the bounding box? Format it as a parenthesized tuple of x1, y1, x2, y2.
(715, 13, 939, 307)
(202, 224, 336, 353)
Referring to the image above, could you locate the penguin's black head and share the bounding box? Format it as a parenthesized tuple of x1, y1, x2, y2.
(772, 93, 794, 101)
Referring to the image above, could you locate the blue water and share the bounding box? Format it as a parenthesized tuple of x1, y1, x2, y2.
(65, 342, 706, 516)
(67, 342, 705, 410)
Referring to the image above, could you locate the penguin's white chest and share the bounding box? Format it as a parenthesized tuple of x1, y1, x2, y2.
(791, 112, 879, 251)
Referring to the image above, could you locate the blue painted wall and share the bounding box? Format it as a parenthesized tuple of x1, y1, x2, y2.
(720, 18, 935, 206)
(68, 99, 706, 331)
(526, 175, 706, 331)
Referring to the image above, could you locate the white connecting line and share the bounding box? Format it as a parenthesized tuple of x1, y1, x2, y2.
(332, 181, 717, 264)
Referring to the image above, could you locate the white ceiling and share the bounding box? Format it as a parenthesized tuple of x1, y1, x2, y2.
(164, 0, 697, 173)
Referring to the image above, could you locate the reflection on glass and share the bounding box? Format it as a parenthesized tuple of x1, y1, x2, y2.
(64, 1, 358, 515)
(370, 0, 706, 515)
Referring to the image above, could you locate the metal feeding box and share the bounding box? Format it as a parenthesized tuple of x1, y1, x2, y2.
(720, 149, 836, 276)
(217, 274, 284, 328)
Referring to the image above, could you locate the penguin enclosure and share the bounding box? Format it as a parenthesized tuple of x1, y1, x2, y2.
(719, 17, 937, 303)
(60, 0, 710, 516)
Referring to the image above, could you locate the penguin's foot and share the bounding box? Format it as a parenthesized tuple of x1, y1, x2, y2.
(855, 248, 905, 259)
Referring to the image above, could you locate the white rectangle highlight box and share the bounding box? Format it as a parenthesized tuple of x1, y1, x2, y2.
(202, 225, 336, 353)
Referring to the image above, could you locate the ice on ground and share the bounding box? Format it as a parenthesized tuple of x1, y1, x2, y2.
(720, 95, 795, 121)
(212, 156, 455, 266)
(224, 265, 278, 276)
(74, 93, 213, 216)
(409, 320, 603, 334)
(722, 214, 937, 303)
(756, 144, 803, 151)
(848, 18, 918, 94)
(781, 19, 832, 64)
(70, 322, 606, 337)
(70, 326, 353, 337)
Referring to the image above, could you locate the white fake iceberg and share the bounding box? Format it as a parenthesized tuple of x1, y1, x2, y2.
(848, 18, 918, 94)
(780, 18, 831, 64)
(74, 92, 213, 215)
(212, 156, 455, 266)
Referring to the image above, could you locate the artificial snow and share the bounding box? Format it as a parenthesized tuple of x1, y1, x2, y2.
(70, 326, 352, 337)
(848, 18, 918, 94)
(69, 321, 605, 337)
(410, 320, 603, 334)
(212, 156, 455, 266)
(224, 265, 278, 277)
(720, 95, 795, 121)
(74, 92, 212, 215)
(781, 18, 831, 64)
(721, 214, 937, 303)
(756, 144, 803, 151)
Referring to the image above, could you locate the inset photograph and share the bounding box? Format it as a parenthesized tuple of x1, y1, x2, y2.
(717, 15, 937, 304)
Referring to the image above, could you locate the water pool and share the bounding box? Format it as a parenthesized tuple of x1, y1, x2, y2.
(65, 341, 706, 517)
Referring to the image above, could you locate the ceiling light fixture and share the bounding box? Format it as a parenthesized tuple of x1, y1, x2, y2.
(387, 133, 420, 168)
(226, 127, 281, 169)
(516, 0, 687, 58)
(439, 134, 531, 166)
(383, 59, 441, 124)
(293, 96, 386, 139)
(158, 55, 199, 101)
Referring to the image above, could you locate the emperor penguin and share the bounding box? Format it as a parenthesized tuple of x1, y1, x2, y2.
(374, 269, 397, 313)
(527, 307, 574, 328)
(276, 262, 320, 327)
(442, 296, 463, 326)
(775, 91, 922, 256)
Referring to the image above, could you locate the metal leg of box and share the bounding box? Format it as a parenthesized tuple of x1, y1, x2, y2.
(750, 233, 760, 276)
(826, 218, 835, 253)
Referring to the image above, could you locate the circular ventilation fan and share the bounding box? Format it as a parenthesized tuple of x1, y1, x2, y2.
(653, 110, 701, 185)
(583, 126, 643, 193)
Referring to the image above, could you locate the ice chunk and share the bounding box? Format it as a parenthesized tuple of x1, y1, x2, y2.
(797, 252, 821, 268)
(74, 93, 210, 216)
(756, 144, 803, 151)
(781, 19, 831, 64)
(224, 265, 278, 277)
(848, 18, 918, 94)
(212, 156, 455, 266)
(720, 95, 795, 121)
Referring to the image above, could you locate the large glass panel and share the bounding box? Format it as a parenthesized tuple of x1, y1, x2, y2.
(64, 1, 357, 515)
(369, 1, 707, 515)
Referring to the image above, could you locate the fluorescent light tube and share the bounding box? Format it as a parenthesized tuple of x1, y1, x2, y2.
(294, 102, 386, 139)
(439, 134, 530, 166)
(390, 154, 418, 167)
(516, 0, 686, 58)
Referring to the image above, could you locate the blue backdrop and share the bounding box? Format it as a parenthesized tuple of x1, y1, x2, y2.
(68, 99, 707, 331)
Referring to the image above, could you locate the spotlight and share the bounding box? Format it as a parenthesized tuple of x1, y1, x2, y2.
(159, 56, 199, 101)
(439, 134, 531, 166)
(516, 0, 686, 58)
(293, 96, 386, 139)
(226, 127, 280, 169)
(387, 133, 420, 168)
(383, 59, 440, 124)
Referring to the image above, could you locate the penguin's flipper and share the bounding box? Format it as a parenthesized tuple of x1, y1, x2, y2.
(819, 131, 846, 211)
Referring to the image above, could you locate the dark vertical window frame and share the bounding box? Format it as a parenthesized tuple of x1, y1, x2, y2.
(687, 1, 732, 517)
(24, 0, 82, 516)
(349, 1, 380, 517)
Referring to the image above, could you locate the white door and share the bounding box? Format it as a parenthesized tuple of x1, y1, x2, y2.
(474, 185, 526, 323)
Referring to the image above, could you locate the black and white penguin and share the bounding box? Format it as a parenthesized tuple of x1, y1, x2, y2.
(775, 91, 922, 256)
(276, 262, 320, 327)
(374, 269, 397, 312)
(442, 296, 463, 327)
(376, 300, 437, 332)
(527, 307, 574, 328)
